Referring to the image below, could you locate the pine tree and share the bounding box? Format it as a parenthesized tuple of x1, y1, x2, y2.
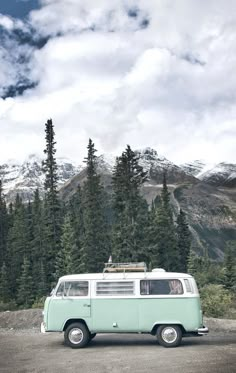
(176, 209, 191, 272)
(0, 180, 8, 268)
(81, 139, 110, 272)
(151, 172, 178, 271)
(161, 171, 172, 219)
(17, 256, 34, 308)
(68, 186, 84, 273)
(112, 145, 148, 262)
(187, 249, 198, 275)
(55, 213, 77, 279)
(0, 262, 10, 303)
(223, 241, 236, 291)
(31, 189, 47, 296)
(6, 195, 29, 297)
(42, 119, 61, 284)
(37, 260, 48, 298)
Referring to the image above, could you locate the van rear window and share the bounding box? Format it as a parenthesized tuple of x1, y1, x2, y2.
(96, 281, 134, 296)
(140, 280, 183, 295)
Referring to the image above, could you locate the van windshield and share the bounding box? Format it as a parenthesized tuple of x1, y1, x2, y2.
(56, 281, 88, 296)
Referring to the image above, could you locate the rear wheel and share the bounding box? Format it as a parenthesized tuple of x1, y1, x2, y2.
(156, 325, 182, 347)
(64, 322, 90, 348)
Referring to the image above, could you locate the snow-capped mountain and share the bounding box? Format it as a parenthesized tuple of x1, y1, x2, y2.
(1, 149, 236, 204)
(60, 148, 198, 202)
(0, 154, 83, 203)
(136, 148, 178, 174)
(135, 148, 197, 184)
(198, 163, 236, 187)
(180, 160, 207, 177)
(180, 160, 236, 187)
(1, 148, 236, 260)
(97, 154, 116, 173)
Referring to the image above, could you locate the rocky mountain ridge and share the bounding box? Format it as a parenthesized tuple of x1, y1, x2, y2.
(1, 148, 236, 260)
(181, 160, 236, 187)
(0, 154, 82, 203)
(1, 148, 236, 203)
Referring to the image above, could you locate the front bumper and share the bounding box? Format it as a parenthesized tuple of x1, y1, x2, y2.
(41, 322, 46, 333)
(198, 326, 209, 335)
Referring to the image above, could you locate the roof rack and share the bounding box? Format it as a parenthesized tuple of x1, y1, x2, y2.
(103, 262, 147, 273)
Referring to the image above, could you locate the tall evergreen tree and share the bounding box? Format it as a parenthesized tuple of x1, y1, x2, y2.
(17, 256, 34, 308)
(81, 139, 110, 272)
(6, 195, 29, 297)
(0, 262, 10, 303)
(55, 213, 77, 278)
(151, 172, 178, 271)
(37, 260, 48, 298)
(68, 186, 84, 273)
(112, 145, 148, 262)
(42, 119, 61, 285)
(161, 171, 172, 219)
(222, 241, 236, 291)
(176, 209, 191, 272)
(187, 249, 198, 275)
(0, 180, 8, 268)
(31, 189, 47, 296)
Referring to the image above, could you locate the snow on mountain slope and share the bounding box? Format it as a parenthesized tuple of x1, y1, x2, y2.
(1, 149, 236, 204)
(0, 154, 83, 202)
(180, 160, 207, 177)
(135, 147, 177, 173)
(198, 163, 236, 187)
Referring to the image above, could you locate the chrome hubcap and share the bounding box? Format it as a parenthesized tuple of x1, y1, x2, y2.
(69, 328, 83, 344)
(162, 327, 178, 343)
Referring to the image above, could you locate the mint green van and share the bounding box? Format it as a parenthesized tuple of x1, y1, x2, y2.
(41, 263, 208, 348)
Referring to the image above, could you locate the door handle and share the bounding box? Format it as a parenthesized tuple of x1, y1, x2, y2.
(83, 304, 91, 307)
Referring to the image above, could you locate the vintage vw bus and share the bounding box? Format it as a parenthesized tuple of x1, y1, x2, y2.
(41, 263, 208, 348)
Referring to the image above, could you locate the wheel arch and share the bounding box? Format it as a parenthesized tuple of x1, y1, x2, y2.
(151, 323, 186, 336)
(63, 318, 89, 332)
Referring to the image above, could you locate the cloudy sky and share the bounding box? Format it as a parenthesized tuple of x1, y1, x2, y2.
(0, 0, 236, 165)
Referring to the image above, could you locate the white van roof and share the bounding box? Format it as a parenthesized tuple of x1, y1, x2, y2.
(59, 271, 193, 282)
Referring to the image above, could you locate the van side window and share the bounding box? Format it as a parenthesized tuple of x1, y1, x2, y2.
(140, 280, 183, 295)
(96, 281, 134, 296)
(56, 281, 88, 296)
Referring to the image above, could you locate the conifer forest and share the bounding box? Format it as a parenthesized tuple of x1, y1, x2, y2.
(0, 119, 235, 317)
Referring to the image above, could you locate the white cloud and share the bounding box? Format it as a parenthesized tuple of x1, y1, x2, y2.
(0, 0, 236, 165)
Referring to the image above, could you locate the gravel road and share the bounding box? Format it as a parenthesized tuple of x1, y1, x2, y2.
(0, 329, 235, 373)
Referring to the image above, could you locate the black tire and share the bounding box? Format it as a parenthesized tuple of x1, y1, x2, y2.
(156, 325, 182, 347)
(64, 322, 90, 348)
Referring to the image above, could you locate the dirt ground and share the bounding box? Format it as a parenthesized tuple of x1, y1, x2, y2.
(1, 308, 236, 333)
(0, 309, 235, 373)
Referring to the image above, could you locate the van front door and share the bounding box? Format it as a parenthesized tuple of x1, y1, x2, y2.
(48, 281, 91, 330)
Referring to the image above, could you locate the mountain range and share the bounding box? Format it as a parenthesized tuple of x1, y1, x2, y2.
(1, 148, 236, 260)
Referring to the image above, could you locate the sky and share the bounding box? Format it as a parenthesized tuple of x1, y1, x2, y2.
(0, 0, 236, 165)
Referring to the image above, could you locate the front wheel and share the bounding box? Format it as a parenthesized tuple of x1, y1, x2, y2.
(64, 322, 90, 348)
(156, 325, 182, 347)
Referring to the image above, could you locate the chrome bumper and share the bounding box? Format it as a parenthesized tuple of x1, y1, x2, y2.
(198, 326, 209, 335)
(41, 322, 46, 333)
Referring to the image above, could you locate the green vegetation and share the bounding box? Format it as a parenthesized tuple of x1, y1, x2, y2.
(200, 284, 233, 318)
(0, 118, 235, 317)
